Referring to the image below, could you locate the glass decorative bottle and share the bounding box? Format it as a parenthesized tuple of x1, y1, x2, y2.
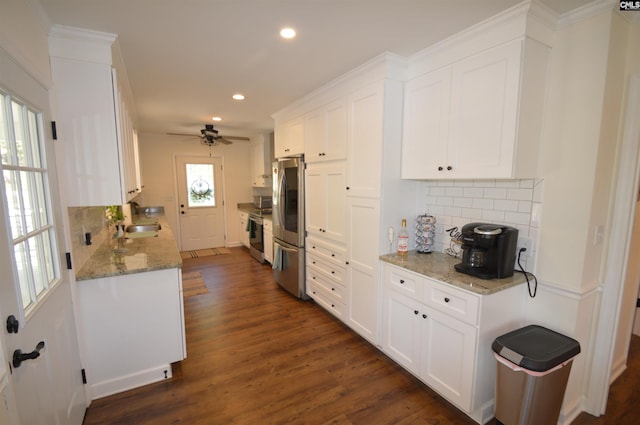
(397, 219, 409, 256)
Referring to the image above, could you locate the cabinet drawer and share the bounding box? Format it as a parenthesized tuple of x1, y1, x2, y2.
(306, 237, 346, 265)
(422, 278, 479, 326)
(307, 270, 345, 302)
(384, 266, 422, 300)
(307, 254, 346, 285)
(307, 281, 346, 319)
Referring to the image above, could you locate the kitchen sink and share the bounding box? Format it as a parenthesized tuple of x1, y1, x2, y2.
(126, 224, 161, 233)
(140, 206, 165, 216)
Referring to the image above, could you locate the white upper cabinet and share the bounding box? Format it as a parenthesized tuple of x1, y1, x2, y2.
(274, 116, 304, 158)
(402, 38, 549, 180)
(250, 132, 273, 187)
(305, 97, 348, 163)
(305, 161, 347, 243)
(347, 82, 384, 198)
(49, 26, 140, 206)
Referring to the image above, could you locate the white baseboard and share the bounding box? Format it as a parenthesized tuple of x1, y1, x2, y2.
(91, 363, 173, 400)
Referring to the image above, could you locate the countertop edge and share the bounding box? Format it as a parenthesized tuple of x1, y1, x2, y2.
(379, 251, 526, 295)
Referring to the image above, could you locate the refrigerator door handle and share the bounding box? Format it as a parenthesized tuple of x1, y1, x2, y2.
(274, 241, 297, 253)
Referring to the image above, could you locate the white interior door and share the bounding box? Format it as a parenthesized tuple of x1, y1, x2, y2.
(176, 155, 226, 251)
(0, 51, 86, 424)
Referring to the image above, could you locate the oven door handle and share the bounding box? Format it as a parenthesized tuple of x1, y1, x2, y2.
(274, 240, 297, 253)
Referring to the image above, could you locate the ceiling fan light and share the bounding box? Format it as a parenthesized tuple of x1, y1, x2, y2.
(212, 116, 222, 121)
(280, 27, 296, 39)
(232, 93, 245, 100)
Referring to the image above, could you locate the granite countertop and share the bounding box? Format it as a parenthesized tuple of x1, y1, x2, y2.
(238, 203, 272, 218)
(75, 215, 182, 281)
(379, 250, 526, 295)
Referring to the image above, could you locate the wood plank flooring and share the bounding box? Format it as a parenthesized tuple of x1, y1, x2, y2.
(82, 247, 640, 425)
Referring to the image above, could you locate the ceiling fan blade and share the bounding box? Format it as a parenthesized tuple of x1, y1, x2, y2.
(217, 138, 233, 145)
(166, 132, 199, 137)
(221, 135, 251, 142)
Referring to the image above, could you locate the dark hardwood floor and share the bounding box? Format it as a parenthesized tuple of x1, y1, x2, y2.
(82, 247, 640, 425)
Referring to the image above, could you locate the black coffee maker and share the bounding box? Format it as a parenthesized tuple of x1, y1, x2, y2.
(454, 223, 518, 279)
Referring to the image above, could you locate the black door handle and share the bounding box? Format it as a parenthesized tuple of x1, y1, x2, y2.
(13, 341, 45, 368)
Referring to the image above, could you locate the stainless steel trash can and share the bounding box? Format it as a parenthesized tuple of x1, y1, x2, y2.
(492, 325, 581, 425)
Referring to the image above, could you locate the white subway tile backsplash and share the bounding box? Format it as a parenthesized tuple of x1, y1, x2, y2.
(463, 187, 483, 198)
(505, 211, 531, 225)
(473, 198, 494, 209)
(484, 187, 507, 200)
(421, 178, 539, 271)
(494, 199, 519, 212)
(454, 197, 473, 208)
(507, 188, 533, 201)
(481, 210, 505, 221)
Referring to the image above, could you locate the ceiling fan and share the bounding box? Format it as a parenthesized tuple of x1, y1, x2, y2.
(167, 124, 250, 146)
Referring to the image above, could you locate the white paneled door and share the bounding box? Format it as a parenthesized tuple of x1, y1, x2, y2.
(176, 155, 226, 251)
(0, 50, 86, 424)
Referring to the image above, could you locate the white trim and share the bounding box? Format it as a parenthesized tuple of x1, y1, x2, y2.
(556, 0, 617, 28)
(586, 73, 640, 414)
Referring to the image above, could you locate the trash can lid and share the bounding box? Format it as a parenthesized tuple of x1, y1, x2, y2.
(492, 325, 581, 372)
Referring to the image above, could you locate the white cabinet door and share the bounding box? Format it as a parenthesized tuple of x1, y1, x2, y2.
(50, 30, 141, 206)
(250, 135, 273, 187)
(347, 82, 383, 198)
(264, 218, 273, 263)
(305, 162, 347, 243)
(401, 66, 451, 179)
(401, 39, 545, 180)
(381, 289, 422, 374)
(76, 268, 184, 398)
(420, 306, 476, 411)
(238, 211, 250, 248)
(305, 97, 347, 163)
(448, 40, 521, 179)
(275, 117, 304, 158)
(346, 197, 381, 344)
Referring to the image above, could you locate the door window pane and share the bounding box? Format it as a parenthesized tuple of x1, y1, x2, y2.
(1, 90, 60, 313)
(186, 163, 215, 207)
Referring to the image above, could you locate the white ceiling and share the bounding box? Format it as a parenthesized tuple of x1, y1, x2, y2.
(35, 0, 596, 138)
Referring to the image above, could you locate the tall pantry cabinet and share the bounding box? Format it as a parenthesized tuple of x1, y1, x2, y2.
(49, 26, 141, 206)
(273, 53, 418, 345)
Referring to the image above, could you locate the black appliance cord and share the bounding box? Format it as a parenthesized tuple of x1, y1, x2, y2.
(515, 248, 538, 298)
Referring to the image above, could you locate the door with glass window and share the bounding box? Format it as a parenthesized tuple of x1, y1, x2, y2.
(0, 52, 86, 425)
(176, 155, 226, 251)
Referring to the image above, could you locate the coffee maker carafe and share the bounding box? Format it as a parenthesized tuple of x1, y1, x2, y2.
(454, 223, 518, 279)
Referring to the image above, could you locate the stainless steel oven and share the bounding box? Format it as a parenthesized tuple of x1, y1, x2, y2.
(248, 214, 265, 263)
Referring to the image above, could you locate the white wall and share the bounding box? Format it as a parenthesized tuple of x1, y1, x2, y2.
(136, 133, 253, 248)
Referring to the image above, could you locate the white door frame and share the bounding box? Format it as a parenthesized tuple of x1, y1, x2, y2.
(586, 73, 640, 414)
(173, 153, 228, 251)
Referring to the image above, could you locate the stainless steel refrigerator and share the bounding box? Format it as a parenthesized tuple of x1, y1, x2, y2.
(272, 155, 307, 299)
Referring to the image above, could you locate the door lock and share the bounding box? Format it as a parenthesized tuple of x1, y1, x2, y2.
(13, 341, 45, 368)
(6, 315, 19, 334)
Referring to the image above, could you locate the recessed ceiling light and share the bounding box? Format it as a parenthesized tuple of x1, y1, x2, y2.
(280, 27, 296, 39)
(212, 116, 222, 121)
(232, 94, 245, 100)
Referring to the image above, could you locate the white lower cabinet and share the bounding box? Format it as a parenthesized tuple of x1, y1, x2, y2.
(264, 218, 273, 263)
(76, 268, 185, 399)
(306, 237, 347, 320)
(238, 211, 250, 248)
(381, 262, 523, 424)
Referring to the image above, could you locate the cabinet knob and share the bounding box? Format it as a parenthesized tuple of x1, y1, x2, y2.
(312, 261, 316, 264)
(400, 279, 405, 284)
(331, 271, 335, 274)
(345, 261, 349, 265)
(447, 166, 453, 171)
(346, 186, 350, 190)
(414, 310, 419, 315)
(444, 297, 450, 303)
(331, 287, 335, 291)
(331, 253, 335, 257)
(438, 166, 443, 171)
(422, 314, 427, 319)
(331, 304, 335, 308)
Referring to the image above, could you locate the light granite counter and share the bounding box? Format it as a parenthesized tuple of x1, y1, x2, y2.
(237, 203, 272, 217)
(75, 215, 182, 281)
(379, 250, 526, 295)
